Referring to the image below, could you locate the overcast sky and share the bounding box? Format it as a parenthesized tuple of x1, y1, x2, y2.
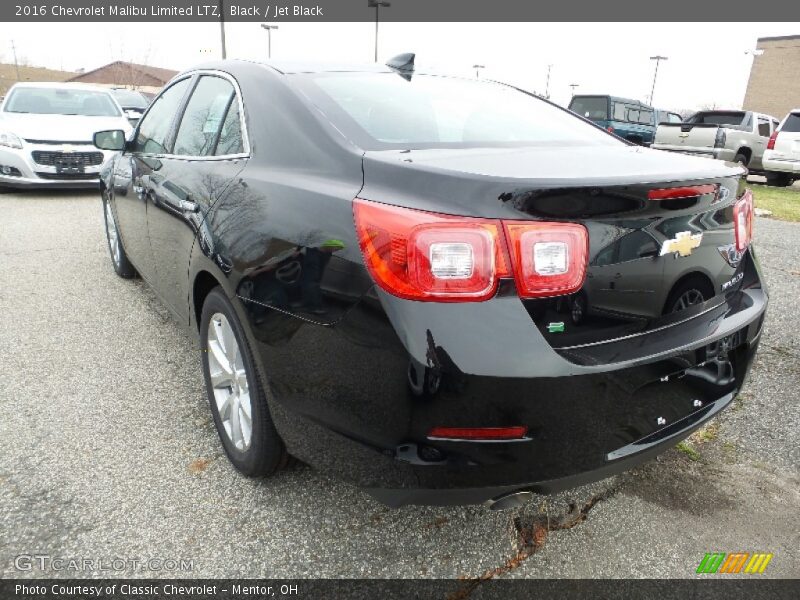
(1, 21, 797, 110)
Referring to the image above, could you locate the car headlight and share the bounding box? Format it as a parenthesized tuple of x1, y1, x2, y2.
(0, 130, 23, 149)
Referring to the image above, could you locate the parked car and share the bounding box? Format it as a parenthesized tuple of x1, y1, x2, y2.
(652, 110, 781, 174)
(93, 58, 767, 509)
(0, 82, 132, 190)
(568, 95, 679, 145)
(111, 87, 151, 126)
(762, 109, 800, 187)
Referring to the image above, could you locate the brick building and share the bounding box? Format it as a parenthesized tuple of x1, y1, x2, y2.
(743, 34, 800, 119)
(67, 61, 177, 94)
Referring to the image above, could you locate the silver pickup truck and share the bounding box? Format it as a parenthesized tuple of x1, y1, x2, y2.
(652, 110, 781, 173)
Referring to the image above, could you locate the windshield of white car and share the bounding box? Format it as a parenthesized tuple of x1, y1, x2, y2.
(299, 73, 622, 150)
(782, 113, 800, 133)
(3, 87, 122, 117)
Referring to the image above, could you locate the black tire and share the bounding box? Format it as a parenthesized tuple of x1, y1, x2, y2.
(200, 287, 288, 477)
(664, 276, 714, 314)
(570, 293, 587, 325)
(733, 153, 749, 167)
(102, 192, 137, 279)
(765, 172, 793, 187)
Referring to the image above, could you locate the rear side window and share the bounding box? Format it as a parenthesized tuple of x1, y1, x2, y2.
(133, 78, 191, 154)
(173, 75, 242, 156)
(667, 113, 682, 123)
(757, 117, 770, 137)
(215, 102, 244, 156)
(782, 113, 800, 132)
(570, 97, 609, 120)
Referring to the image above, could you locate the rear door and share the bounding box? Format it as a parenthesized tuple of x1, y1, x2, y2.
(146, 72, 248, 321)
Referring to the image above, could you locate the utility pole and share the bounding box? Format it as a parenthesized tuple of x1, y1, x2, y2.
(260, 25, 279, 59)
(569, 83, 579, 97)
(218, 0, 227, 59)
(649, 55, 668, 105)
(545, 64, 553, 99)
(11, 40, 20, 80)
(368, 0, 391, 63)
(473, 64, 485, 79)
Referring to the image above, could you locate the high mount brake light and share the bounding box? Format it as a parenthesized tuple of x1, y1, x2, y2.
(733, 189, 754, 252)
(648, 184, 719, 200)
(353, 198, 589, 302)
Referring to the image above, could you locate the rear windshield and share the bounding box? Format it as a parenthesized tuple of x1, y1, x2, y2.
(782, 113, 800, 132)
(4, 87, 121, 117)
(112, 89, 149, 109)
(687, 112, 746, 126)
(300, 74, 620, 150)
(569, 96, 609, 121)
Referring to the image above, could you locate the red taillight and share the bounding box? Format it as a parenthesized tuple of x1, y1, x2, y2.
(607, 126, 614, 133)
(648, 184, 719, 200)
(767, 131, 779, 150)
(733, 189, 754, 252)
(353, 198, 510, 302)
(503, 221, 589, 298)
(353, 198, 589, 302)
(427, 426, 529, 441)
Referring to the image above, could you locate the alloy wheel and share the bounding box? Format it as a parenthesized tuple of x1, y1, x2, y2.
(207, 313, 253, 451)
(105, 202, 121, 267)
(672, 289, 705, 313)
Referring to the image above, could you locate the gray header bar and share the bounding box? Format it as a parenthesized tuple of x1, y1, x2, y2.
(4, 0, 800, 22)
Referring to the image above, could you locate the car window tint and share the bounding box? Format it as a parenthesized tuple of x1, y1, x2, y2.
(133, 78, 191, 154)
(757, 117, 770, 137)
(783, 113, 800, 132)
(214, 101, 244, 155)
(173, 76, 236, 157)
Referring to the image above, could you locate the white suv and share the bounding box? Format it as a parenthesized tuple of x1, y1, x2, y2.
(763, 109, 800, 187)
(0, 82, 132, 190)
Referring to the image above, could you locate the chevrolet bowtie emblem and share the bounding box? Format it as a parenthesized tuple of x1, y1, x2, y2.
(678, 133, 690, 138)
(660, 231, 703, 257)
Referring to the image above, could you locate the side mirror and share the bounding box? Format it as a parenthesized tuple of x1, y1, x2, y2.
(94, 129, 126, 151)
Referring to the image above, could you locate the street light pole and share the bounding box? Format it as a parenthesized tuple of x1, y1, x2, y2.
(368, 0, 391, 63)
(218, 0, 227, 59)
(472, 64, 485, 79)
(649, 55, 668, 105)
(545, 64, 553, 99)
(261, 24, 279, 59)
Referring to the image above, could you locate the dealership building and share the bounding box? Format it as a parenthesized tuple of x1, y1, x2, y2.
(743, 34, 800, 119)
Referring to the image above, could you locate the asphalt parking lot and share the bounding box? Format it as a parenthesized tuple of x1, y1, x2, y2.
(1, 189, 798, 582)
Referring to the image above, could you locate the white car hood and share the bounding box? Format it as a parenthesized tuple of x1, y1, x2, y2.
(0, 112, 131, 143)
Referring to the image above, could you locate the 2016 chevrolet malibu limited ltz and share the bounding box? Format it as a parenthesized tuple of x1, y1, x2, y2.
(93, 56, 767, 509)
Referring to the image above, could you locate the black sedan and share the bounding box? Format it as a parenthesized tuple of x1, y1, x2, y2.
(93, 57, 767, 509)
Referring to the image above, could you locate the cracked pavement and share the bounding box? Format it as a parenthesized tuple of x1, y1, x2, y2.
(0, 190, 798, 580)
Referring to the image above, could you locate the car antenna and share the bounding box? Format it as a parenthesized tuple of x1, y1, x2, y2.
(386, 53, 415, 81)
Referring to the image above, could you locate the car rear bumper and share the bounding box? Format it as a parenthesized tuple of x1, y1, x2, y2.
(244, 246, 768, 507)
(763, 155, 800, 174)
